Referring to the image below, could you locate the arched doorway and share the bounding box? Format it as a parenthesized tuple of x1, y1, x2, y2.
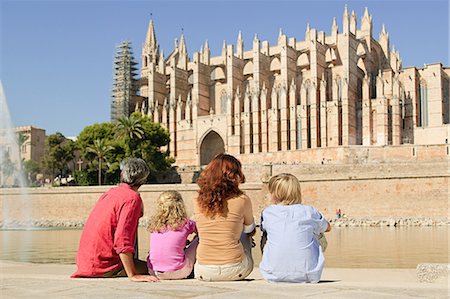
(199, 131, 225, 166)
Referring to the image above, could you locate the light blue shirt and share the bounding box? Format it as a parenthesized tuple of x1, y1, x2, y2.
(259, 204, 329, 283)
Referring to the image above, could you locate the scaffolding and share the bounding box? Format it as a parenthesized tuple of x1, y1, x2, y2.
(111, 41, 139, 122)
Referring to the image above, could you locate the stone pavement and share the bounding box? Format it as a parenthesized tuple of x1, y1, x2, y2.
(0, 260, 448, 299)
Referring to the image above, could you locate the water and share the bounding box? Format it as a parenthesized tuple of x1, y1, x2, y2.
(0, 81, 30, 228)
(0, 226, 448, 268)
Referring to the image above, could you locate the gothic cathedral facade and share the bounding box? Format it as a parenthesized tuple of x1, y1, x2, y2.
(136, 7, 450, 167)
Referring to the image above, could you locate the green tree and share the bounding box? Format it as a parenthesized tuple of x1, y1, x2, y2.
(87, 138, 114, 185)
(41, 132, 75, 179)
(76, 114, 173, 185)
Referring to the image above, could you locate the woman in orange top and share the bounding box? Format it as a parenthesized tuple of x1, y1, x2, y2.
(194, 154, 255, 281)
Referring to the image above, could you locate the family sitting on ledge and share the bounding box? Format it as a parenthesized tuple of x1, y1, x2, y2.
(71, 155, 331, 283)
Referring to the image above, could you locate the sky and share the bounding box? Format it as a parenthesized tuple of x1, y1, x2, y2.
(1, 0, 449, 137)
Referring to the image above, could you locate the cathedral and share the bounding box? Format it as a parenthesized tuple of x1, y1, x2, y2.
(135, 6, 449, 168)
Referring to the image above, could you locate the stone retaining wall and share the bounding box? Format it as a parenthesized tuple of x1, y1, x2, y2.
(1, 173, 448, 227)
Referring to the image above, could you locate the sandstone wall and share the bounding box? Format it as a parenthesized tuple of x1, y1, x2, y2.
(1, 175, 448, 226)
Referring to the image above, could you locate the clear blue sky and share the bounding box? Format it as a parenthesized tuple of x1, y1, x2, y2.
(1, 0, 449, 137)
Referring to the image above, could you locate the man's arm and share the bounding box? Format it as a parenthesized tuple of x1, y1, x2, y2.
(119, 252, 159, 282)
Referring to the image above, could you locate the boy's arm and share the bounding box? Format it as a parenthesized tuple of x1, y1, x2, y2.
(119, 252, 159, 282)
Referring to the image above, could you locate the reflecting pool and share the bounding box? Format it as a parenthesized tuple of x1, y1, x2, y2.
(0, 226, 448, 268)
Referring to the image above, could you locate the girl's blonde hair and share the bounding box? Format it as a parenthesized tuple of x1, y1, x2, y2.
(148, 191, 188, 233)
(267, 173, 302, 205)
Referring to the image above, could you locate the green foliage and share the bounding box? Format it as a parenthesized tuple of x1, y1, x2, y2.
(41, 132, 75, 177)
(74, 170, 95, 186)
(76, 114, 172, 185)
(77, 122, 116, 160)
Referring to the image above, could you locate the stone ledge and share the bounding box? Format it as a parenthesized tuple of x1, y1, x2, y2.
(416, 263, 450, 283)
(329, 217, 450, 227)
(1, 217, 449, 229)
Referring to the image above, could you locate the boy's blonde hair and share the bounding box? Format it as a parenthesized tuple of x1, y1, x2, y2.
(148, 191, 188, 233)
(267, 173, 302, 205)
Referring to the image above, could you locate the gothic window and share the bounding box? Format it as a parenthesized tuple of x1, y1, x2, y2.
(418, 80, 428, 127)
(296, 116, 302, 149)
(305, 81, 311, 105)
(305, 80, 311, 148)
(337, 78, 342, 103)
(401, 91, 406, 129)
(144, 56, 148, 67)
(443, 78, 449, 124)
(326, 69, 332, 101)
(220, 93, 228, 114)
(370, 73, 377, 99)
(356, 78, 363, 145)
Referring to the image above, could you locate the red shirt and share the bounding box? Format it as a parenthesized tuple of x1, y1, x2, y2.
(71, 183, 143, 277)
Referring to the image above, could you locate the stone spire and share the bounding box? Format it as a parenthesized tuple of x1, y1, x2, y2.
(144, 18, 158, 64)
(253, 33, 260, 51)
(361, 7, 373, 36)
(180, 32, 187, 54)
(350, 10, 357, 34)
(145, 19, 157, 50)
(305, 23, 310, 40)
(237, 31, 244, 59)
(203, 39, 210, 64)
(222, 40, 227, 57)
(331, 17, 338, 42)
(342, 5, 350, 34)
(379, 24, 390, 61)
(331, 17, 338, 34)
(178, 32, 188, 69)
(158, 50, 165, 73)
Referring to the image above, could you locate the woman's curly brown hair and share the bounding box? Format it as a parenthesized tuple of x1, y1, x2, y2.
(196, 153, 245, 218)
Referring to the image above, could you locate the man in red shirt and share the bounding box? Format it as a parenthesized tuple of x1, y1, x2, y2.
(72, 158, 158, 282)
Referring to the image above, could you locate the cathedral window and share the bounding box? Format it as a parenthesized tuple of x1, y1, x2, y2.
(337, 78, 342, 103)
(221, 93, 228, 114)
(296, 116, 302, 149)
(418, 80, 428, 127)
(370, 73, 377, 99)
(443, 78, 449, 124)
(326, 69, 332, 101)
(401, 91, 406, 129)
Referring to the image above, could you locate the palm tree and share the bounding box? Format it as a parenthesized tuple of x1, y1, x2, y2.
(87, 138, 114, 185)
(115, 116, 144, 156)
